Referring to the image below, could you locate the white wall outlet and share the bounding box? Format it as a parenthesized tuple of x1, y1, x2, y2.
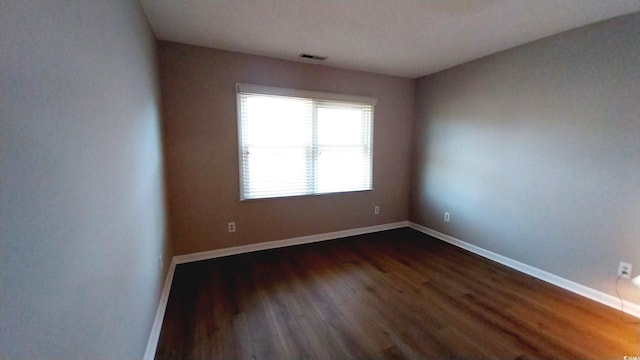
(618, 261, 632, 279)
(228, 221, 236, 233)
(444, 212, 450, 222)
(374, 205, 380, 215)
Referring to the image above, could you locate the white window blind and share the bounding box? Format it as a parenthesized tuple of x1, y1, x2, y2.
(237, 84, 375, 200)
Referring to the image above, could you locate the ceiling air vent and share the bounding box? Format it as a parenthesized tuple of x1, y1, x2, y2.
(299, 53, 327, 61)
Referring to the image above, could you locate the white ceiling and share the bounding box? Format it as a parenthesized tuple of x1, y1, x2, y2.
(140, 0, 640, 78)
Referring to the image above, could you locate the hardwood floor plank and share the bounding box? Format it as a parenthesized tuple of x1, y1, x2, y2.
(155, 228, 639, 359)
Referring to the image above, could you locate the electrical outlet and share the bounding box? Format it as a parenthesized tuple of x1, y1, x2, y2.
(228, 222, 236, 233)
(618, 261, 632, 279)
(444, 212, 450, 222)
(158, 256, 163, 271)
(374, 205, 380, 215)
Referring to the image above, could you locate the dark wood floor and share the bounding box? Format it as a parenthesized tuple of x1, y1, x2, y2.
(155, 228, 639, 359)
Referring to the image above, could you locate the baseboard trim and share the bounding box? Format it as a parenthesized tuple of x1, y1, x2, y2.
(408, 221, 640, 319)
(143, 221, 409, 359)
(143, 258, 177, 360)
(173, 221, 410, 265)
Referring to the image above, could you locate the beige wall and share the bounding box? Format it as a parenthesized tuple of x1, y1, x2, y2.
(1, 0, 169, 358)
(410, 13, 640, 302)
(158, 42, 414, 255)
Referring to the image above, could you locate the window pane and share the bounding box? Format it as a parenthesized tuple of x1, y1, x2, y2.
(244, 147, 311, 199)
(244, 95, 312, 147)
(317, 107, 365, 146)
(317, 148, 371, 193)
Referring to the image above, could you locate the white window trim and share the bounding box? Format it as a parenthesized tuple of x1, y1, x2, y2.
(236, 83, 376, 201)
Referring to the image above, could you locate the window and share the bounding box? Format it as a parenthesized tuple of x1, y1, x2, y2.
(237, 84, 375, 200)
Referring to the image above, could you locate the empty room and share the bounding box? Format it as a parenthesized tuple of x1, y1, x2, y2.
(2, 0, 640, 359)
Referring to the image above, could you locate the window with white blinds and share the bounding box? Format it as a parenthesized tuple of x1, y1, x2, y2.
(237, 84, 375, 200)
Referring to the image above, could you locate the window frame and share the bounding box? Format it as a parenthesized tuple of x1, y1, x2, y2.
(236, 83, 376, 201)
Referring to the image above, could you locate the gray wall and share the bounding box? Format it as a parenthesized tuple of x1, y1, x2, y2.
(0, 0, 170, 358)
(158, 42, 414, 255)
(411, 13, 640, 302)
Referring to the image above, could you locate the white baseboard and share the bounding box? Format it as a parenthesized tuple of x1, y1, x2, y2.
(143, 221, 408, 359)
(173, 221, 410, 264)
(408, 221, 640, 319)
(143, 258, 177, 360)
